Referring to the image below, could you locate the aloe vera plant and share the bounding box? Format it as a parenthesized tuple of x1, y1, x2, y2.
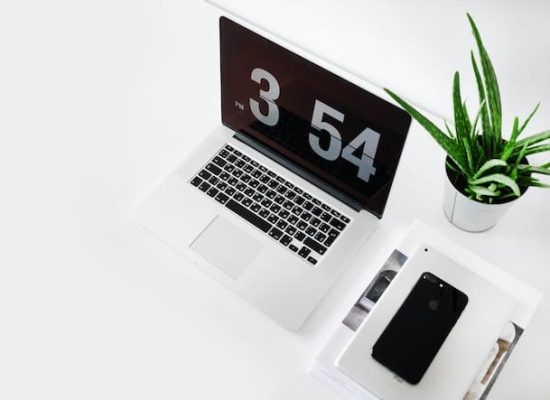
(385, 14, 550, 204)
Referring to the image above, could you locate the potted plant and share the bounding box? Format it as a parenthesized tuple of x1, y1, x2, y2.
(385, 14, 550, 232)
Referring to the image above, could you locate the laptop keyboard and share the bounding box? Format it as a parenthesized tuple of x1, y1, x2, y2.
(189, 144, 351, 266)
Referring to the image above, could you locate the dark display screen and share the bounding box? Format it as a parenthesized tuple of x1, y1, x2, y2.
(220, 17, 411, 217)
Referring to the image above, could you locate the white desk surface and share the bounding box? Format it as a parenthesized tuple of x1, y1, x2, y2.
(1, 1, 549, 399)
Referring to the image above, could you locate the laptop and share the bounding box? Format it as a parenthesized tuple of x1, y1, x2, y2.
(136, 17, 411, 331)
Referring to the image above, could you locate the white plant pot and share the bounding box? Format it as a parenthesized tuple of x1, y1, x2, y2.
(442, 167, 519, 232)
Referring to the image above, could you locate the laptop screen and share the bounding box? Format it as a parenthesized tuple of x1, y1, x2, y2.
(220, 17, 411, 217)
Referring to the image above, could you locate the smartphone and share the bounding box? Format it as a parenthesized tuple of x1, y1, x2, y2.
(371, 272, 468, 384)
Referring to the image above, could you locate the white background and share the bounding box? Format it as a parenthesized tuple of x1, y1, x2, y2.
(1, 1, 549, 399)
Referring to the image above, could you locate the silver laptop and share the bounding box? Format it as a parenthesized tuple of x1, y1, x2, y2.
(136, 17, 411, 331)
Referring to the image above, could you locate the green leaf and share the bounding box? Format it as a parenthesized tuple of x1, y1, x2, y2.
(384, 88, 469, 174)
(468, 13, 502, 152)
(453, 72, 471, 168)
(517, 164, 550, 176)
(471, 51, 492, 153)
(468, 185, 500, 197)
(462, 137, 474, 173)
(518, 102, 540, 136)
(469, 173, 521, 196)
(501, 117, 520, 161)
(525, 144, 550, 156)
(515, 130, 550, 149)
(473, 158, 507, 179)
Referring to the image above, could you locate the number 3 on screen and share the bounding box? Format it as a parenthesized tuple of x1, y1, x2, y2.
(249, 68, 380, 183)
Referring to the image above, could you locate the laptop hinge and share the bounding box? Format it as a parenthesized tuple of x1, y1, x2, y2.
(233, 132, 364, 212)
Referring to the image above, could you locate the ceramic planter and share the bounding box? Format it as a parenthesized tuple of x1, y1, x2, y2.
(442, 158, 521, 232)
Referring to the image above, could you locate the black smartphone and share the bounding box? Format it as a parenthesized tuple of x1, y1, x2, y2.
(371, 272, 468, 384)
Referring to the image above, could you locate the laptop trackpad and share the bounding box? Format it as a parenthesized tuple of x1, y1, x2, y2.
(190, 216, 262, 279)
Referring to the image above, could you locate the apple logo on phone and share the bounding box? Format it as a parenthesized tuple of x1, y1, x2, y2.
(428, 299, 440, 311)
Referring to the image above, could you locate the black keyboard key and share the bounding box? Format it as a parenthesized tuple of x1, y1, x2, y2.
(219, 172, 230, 181)
(191, 176, 202, 187)
(266, 190, 277, 199)
(250, 203, 261, 213)
(324, 236, 336, 247)
(283, 201, 293, 210)
(315, 232, 327, 243)
(208, 176, 219, 186)
(312, 198, 322, 206)
(291, 206, 303, 216)
(303, 193, 312, 200)
(215, 192, 229, 204)
(268, 180, 278, 188)
(284, 191, 296, 200)
(198, 182, 211, 192)
(268, 227, 283, 240)
(217, 182, 228, 191)
(285, 225, 297, 236)
(284, 181, 294, 189)
(304, 237, 327, 255)
(259, 208, 270, 218)
(212, 156, 226, 168)
(295, 187, 303, 195)
(310, 217, 321, 227)
(320, 212, 332, 222)
(269, 204, 281, 213)
(235, 159, 245, 168)
(241, 174, 251, 183)
(250, 160, 259, 167)
(295, 196, 305, 205)
(330, 209, 341, 218)
(233, 192, 244, 201)
(312, 207, 323, 216)
(260, 175, 270, 183)
(244, 188, 254, 197)
(243, 164, 253, 173)
(274, 195, 285, 204)
(279, 210, 290, 219)
(252, 169, 262, 178)
(330, 218, 346, 231)
(288, 215, 299, 225)
(233, 149, 242, 156)
(301, 212, 312, 222)
(280, 234, 292, 246)
(226, 199, 272, 233)
(267, 170, 276, 178)
(322, 204, 331, 212)
(224, 144, 234, 151)
(242, 198, 252, 207)
(289, 244, 299, 252)
(328, 228, 340, 238)
(207, 187, 219, 198)
(267, 214, 279, 224)
(307, 256, 318, 265)
(259, 165, 267, 172)
(261, 198, 272, 208)
(258, 184, 268, 194)
(227, 154, 237, 163)
(225, 187, 236, 196)
(219, 149, 229, 158)
(298, 246, 311, 258)
(341, 215, 351, 223)
(296, 221, 307, 231)
(276, 176, 285, 183)
(205, 163, 222, 175)
(276, 185, 288, 194)
(252, 193, 263, 202)
(303, 201, 314, 211)
(232, 169, 243, 178)
(241, 154, 250, 162)
(319, 223, 330, 233)
(223, 164, 235, 172)
(306, 227, 317, 237)
(198, 170, 211, 180)
(249, 179, 260, 188)
(295, 231, 306, 241)
(276, 220, 288, 230)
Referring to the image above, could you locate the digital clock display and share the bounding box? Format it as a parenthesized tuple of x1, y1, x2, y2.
(220, 17, 411, 217)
